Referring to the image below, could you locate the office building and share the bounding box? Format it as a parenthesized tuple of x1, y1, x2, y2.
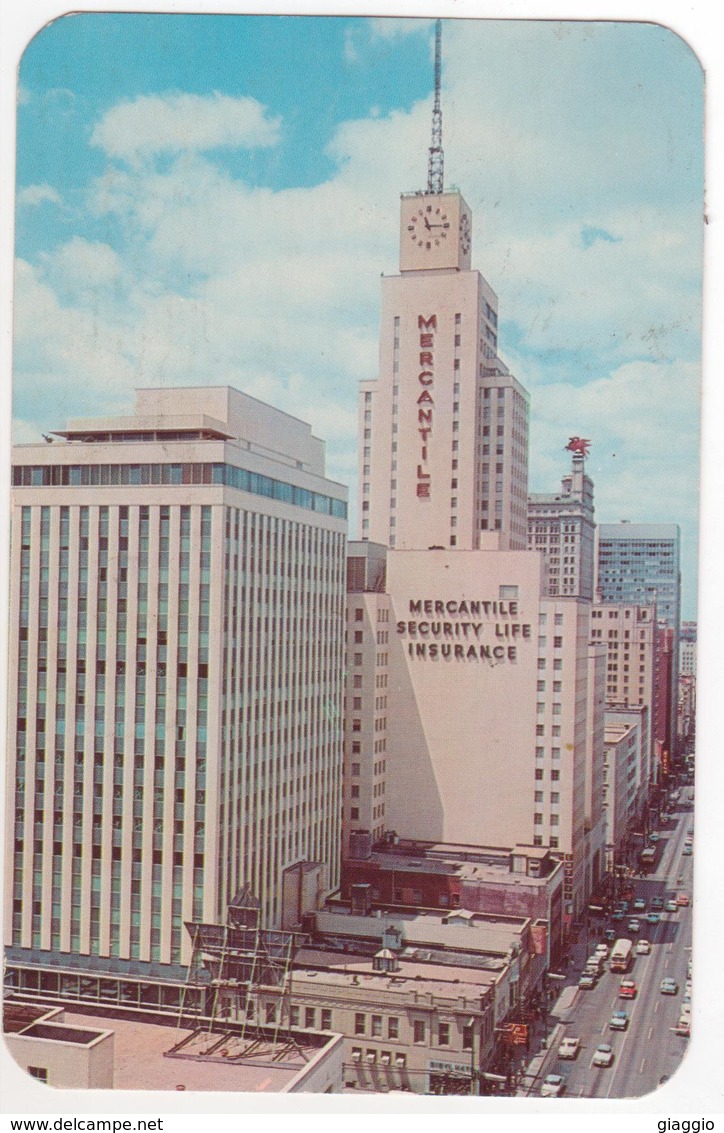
(596, 523, 680, 757)
(527, 446, 595, 599)
(5, 386, 347, 978)
(359, 190, 529, 553)
(342, 542, 392, 858)
(349, 148, 599, 918)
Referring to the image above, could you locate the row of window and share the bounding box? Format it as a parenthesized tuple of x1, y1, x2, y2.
(12, 462, 347, 519)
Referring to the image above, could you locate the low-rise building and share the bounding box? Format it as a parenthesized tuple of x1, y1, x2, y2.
(340, 840, 563, 963)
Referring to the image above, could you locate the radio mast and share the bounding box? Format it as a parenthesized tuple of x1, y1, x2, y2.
(426, 19, 444, 195)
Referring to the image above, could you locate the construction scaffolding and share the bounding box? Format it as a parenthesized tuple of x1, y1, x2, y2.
(177, 887, 306, 1051)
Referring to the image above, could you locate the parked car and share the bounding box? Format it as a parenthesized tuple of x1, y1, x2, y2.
(649, 832, 660, 843)
(609, 1010, 629, 1031)
(675, 1018, 691, 1037)
(651, 896, 664, 910)
(558, 1037, 580, 1060)
(677, 893, 690, 907)
(619, 979, 637, 999)
(682, 845, 693, 856)
(605, 928, 617, 942)
(627, 918, 641, 933)
(594, 944, 610, 959)
(592, 1043, 614, 1067)
(541, 1074, 565, 1097)
(647, 912, 661, 925)
(579, 973, 597, 989)
(636, 939, 652, 955)
(633, 898, 646, 912)
(660, 977, 678, 995)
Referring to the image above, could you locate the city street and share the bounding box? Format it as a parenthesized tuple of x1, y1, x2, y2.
(525, 794, 693, 1099)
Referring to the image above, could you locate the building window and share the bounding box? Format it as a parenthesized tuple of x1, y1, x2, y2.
(371, 1015, 382, 1037)
(28, 1066, 48, 1082)
(305, 1007, 316, 1028)
(265, 1003, 276, 1024)
(413, 1020, 425, 1044)
(438, 1022, 450, 1046)
(462, 1025, 473, 1051)
(321, 1009, 332, 1030)
(388, 1017, 399, 1040)
(355, 1013, 365, 1036)
(290, 1005, 300, 1027)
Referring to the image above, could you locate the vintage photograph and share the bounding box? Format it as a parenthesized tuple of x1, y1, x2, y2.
(3, 10, 703, 1102)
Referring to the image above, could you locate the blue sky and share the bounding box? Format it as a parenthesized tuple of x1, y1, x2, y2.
(13, 14, 704, 615)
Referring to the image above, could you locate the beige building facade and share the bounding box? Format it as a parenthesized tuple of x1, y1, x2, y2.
(360, 191, 529, 554)
(6, 387, 347, 973)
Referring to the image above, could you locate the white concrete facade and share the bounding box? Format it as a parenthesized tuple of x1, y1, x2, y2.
(590, 603, 655, 781)
(383, 548, 543, 849)
(5, 387, 347, 969)
(360, 191, 529, 554)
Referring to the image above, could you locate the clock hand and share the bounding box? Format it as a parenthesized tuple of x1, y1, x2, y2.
(424, 216, 431, 231)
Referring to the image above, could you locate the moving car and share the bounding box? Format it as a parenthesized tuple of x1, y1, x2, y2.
(633, 898, 646, 912)
(541, 1074, 565, 1097)
(636, 939, 651, 955)
(647, 912, 661, 925)
(665, 899, 678, 913)
(675, 1018, 691, 1037)
(619, 979, 637, 999)
(605, 928, 617, 942)
(627, 918, 641, 933)
(682, 845, 693, 856)
(558, 1037, 580, 1060)
(649, 832, 660, 843)
(594, 944, 610, 959)
(592, 1043, 614, 1067)
(609, 1010, 629, 1031)
(660, 977, 678, 995)
(677, 893, 690, 907)
(651, 896, 664, 910)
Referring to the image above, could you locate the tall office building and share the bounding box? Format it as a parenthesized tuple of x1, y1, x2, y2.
(528, 447, 595, 599)
(342, 541, 392, 857)
(359, 190, 529, 552)
(5, 386, 347, 975)
(596, 523, 681, 758)
(347, 57, 600, 917)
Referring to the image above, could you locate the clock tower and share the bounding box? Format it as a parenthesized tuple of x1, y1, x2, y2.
(400, 191, 472, 273)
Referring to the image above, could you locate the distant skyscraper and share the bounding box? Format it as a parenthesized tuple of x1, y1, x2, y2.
(596, 523, 681, 633)
(528, 447, 595, 599)
(5, 387, 347, 976)
(596, 523, 681, 757)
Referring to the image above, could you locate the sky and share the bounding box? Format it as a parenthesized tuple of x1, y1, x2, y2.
(12, 13, 704, 616)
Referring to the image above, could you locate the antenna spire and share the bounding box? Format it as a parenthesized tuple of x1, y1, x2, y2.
(427, 19, 444, 195)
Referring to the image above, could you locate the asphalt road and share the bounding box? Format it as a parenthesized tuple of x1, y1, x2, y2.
(535, 797, 694, 1100)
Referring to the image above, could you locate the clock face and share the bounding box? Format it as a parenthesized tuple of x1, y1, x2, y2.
(407, 203, 450, 251)
(459, 212, 471, 255)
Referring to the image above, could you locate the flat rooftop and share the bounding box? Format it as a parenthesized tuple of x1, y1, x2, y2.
(10, 1007, 328, 1093)
(294, 947, 498, 997)
(349, 847, 558, 886)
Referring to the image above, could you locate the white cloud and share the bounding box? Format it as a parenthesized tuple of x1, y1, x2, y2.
(90, 92, 281, 163)
(40, 237, 123, 292)
(17, 183, 62, 208)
